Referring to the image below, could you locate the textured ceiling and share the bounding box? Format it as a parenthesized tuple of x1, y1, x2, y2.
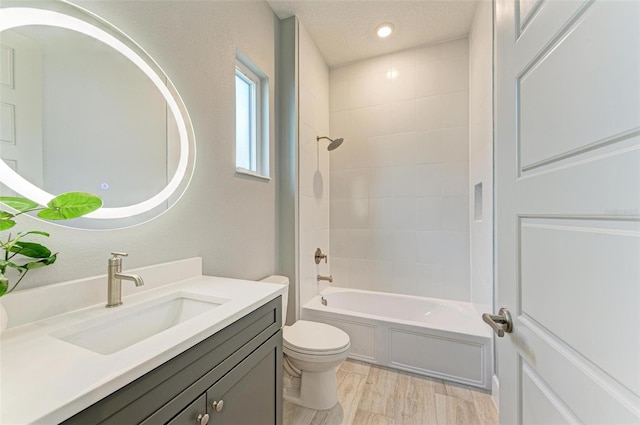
(268, 0, 479, 67)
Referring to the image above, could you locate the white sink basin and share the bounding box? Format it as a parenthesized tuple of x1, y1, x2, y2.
(54, 292, 229, 355)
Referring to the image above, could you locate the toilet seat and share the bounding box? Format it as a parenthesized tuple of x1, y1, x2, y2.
(283, 320, 350, 355)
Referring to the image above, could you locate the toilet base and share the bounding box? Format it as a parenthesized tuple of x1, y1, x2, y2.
(284, 368, 339, 410)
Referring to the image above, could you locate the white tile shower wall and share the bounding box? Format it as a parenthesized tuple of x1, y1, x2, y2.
(329, 39, 470, 301)
(298, 22, 331, 307)
(469, 0, 494, 315)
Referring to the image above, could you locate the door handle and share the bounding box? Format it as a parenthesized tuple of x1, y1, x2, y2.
(482, 307, 513, 337)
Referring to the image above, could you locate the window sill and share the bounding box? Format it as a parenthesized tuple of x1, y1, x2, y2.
(235, 167, 271, 181)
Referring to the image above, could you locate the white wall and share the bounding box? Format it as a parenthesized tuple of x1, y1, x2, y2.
(469, 0, 494, 315)
(297, 22, 331, 307)
(329, 39, 471, 301)
(276, 17, 298, 324)
(6, 0, 279, 291)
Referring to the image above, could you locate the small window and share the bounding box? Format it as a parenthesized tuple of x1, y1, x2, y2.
(235, 52, 269, 179)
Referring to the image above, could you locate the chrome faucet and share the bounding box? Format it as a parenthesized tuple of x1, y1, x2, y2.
(106, 252, 144, 308)
(317, 274, 333, 283)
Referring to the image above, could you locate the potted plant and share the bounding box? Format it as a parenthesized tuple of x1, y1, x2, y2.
(0, 192, 102, 329)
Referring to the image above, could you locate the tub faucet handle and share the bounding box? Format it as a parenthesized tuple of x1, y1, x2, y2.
(315, 248, 328, 264)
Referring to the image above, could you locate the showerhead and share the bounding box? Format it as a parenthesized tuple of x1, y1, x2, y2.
(316, 136, 344, 151)
(327, 138, 343, 151)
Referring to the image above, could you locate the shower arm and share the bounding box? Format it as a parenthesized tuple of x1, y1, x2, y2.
(316, 135, 344, 151)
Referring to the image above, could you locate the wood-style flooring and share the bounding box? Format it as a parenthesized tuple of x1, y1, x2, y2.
(283, 359, 498, 425)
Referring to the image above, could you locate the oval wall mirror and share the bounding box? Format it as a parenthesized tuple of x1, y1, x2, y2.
(0, 1, 196, 229)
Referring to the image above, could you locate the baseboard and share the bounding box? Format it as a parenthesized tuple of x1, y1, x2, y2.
(492, 374, 499, 411)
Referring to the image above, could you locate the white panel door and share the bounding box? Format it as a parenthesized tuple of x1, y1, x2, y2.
(0, 29, 43, 196)
(494, 0, 640, 423)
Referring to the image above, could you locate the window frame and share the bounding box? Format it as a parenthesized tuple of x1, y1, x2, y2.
(234, 53, 269, 180)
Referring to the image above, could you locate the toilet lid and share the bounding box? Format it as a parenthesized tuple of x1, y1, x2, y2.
(283, 320, 350, 355)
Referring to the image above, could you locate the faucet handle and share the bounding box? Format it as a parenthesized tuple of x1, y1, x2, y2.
(110, 252, 128, 258)
(315, 248, 328, 264)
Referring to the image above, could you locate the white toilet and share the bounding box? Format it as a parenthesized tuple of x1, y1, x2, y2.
(260, 275, 350, 410)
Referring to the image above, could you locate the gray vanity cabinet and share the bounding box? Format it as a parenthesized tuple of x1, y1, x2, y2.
(167, 332, 280, 425)
(62, 297, 282, 425)
(206, 333, 278, 425)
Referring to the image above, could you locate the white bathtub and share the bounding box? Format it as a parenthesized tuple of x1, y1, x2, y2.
(302, 288, 493, 389)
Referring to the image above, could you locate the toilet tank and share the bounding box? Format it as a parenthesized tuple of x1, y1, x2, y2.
(259, 275, 289, 325)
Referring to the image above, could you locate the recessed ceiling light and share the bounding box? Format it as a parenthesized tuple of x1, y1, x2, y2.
(376, 23, 394, 38)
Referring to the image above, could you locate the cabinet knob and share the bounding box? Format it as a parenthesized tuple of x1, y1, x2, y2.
(196, 413, 209, 425)
(212, 400, 224, 412)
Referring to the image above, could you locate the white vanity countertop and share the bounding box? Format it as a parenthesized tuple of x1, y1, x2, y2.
(0, 266, 285, 424)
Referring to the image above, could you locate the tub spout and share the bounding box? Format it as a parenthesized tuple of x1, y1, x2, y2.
(317, 274, 333, 283)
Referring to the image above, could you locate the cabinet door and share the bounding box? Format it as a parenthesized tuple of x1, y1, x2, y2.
(207, 331, 282, 425)
(167, 394, 207, 425)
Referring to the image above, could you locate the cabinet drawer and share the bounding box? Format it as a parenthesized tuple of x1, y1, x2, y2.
(167, 394, 207, 425)
(63, 297, 281, 425)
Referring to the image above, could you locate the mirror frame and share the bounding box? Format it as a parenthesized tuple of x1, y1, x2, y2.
(0, 1, 196, 229)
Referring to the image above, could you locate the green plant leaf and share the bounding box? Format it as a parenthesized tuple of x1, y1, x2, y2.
(17, 230, 50, 238)
(38, 192, 102, 220)
(23, 254, 57, 269)
(4, 231, 50, 254)
(0, 211, 16, 231)
(0, 196, 39, 212)
(0, 275, 8, 297)
(0, 260, 25, 272)
(9, 242, 52, 259)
